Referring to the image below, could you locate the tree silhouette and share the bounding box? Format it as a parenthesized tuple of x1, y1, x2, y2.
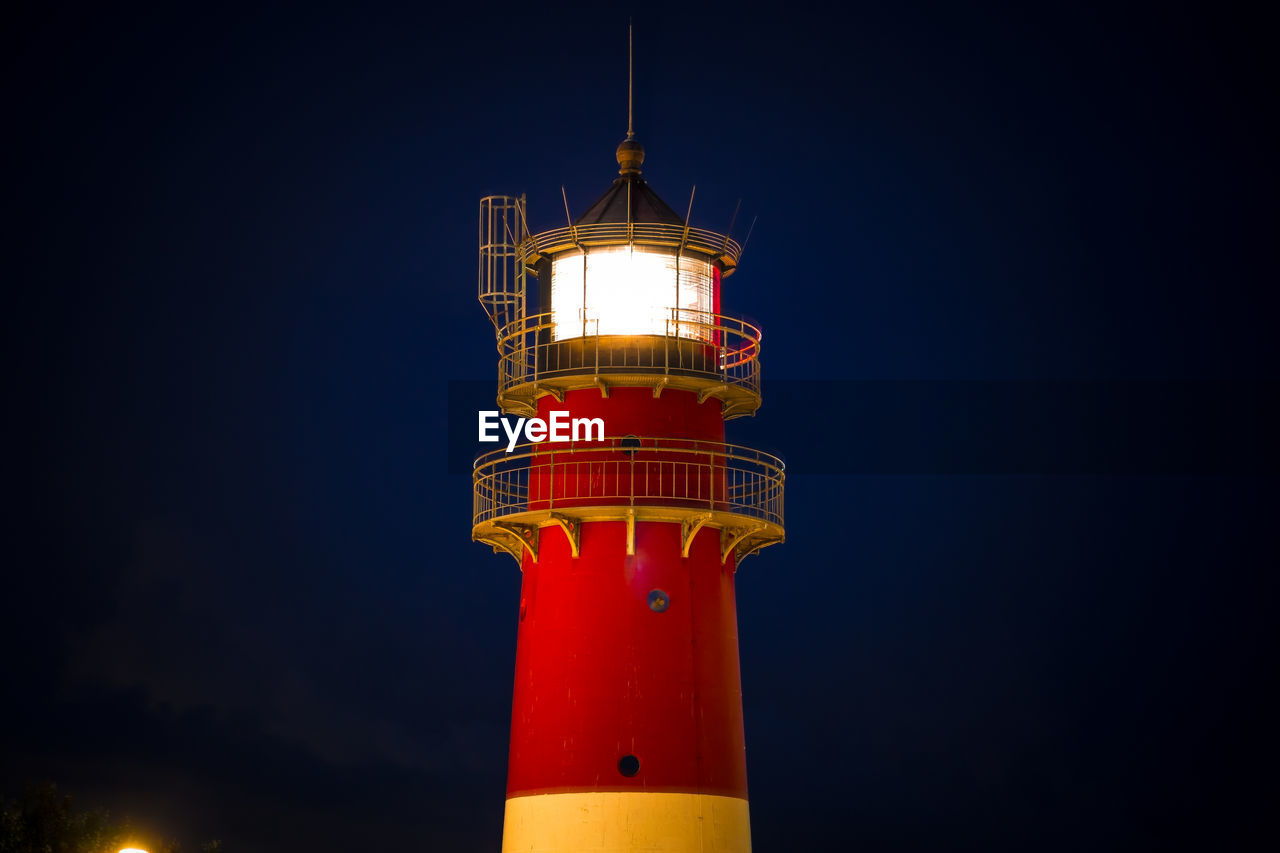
(0, 782, 130, 853)
(0, 783, 216, 853)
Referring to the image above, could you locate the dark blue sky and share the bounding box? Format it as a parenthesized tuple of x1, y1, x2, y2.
(5, 1, 1276, 850)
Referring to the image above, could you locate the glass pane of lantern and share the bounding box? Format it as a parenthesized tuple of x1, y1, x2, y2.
(550, 246, 714, 342)
(675, 256, 713, 341)
(550, 251, 586, 339)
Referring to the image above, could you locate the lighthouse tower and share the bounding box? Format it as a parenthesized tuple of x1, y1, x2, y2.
(474, 119, 785, 851)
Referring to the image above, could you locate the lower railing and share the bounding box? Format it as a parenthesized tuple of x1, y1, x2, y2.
(472, 436, 784, 529)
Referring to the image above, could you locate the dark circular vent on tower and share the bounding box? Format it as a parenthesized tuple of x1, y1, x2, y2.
(618, 754, 641, 777)
(647, 590, 670, 612)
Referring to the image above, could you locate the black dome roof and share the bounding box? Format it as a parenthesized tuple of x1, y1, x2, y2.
(573, 174, 685, 227)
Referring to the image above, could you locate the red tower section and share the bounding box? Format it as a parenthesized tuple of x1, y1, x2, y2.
(475, 137, 784, 852)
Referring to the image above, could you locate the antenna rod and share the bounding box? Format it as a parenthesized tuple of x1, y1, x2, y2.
(678, 185, 696, 253)
(562, 185, 585, 249)
(627, 20, 634, 140)
(722, 198, 742, 251)
(742, 215, 759, 254)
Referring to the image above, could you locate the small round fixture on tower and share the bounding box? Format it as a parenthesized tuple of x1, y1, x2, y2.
(648, 589, 670, 612)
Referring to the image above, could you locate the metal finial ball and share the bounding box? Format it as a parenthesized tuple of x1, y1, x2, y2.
(616, 138, 645, 175)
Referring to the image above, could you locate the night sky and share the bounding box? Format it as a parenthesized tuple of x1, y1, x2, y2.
(5, 2, 1277, 851)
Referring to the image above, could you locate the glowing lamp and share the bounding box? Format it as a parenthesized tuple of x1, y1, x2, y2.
(550, 244, 714, 340)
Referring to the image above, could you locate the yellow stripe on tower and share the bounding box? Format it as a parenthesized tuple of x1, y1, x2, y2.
(502, 791, 751, 852)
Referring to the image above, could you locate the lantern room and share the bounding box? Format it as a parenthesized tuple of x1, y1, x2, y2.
(478, 137, 760, 419)
(537, 141, 721, 342)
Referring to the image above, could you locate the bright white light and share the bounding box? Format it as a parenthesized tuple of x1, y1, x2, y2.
(550, 246, 712, 340)
(120, 848, 150, 853)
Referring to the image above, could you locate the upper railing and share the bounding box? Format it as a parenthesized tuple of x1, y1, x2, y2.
(519, 222, 744, 273)
(497, 309, 761, 404)
(473, 436, 785, 529)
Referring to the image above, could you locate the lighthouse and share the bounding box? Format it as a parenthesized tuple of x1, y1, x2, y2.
(473, 108, 785, 851)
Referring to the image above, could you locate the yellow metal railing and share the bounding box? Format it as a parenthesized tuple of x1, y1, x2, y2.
(473, 437, 784, 529)
(496, 309, 761, 398)
(519, 222, 743, 270)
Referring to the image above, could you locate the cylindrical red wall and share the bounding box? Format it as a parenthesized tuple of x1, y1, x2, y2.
(508, 519, 745, 798)
(539, 386, 725, 442)
(509, 387, 744, 798)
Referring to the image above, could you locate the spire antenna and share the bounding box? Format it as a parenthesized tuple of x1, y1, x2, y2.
(627, 19, 634, 141)
(615, 19, 645, 176)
